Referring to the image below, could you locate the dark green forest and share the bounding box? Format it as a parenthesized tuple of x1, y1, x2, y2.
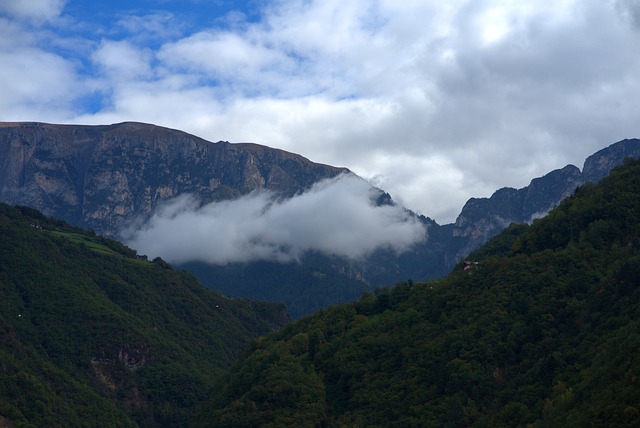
(181, 215, 458, 320)
(202, 159, 640, 427)
(182, 255, 373, 320)
(0, 205, 288, 427)
(3, 159, 640, 427)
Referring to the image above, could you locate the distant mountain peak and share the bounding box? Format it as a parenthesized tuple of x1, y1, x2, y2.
(449, 138, 640, 261)
(582, 138, 640, 183)
(1, 121, 639, 318)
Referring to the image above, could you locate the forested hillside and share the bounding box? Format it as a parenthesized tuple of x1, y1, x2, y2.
(0, 204, 289, 427)
(202, 159, 640, 427)
(2, 123, 639, 320)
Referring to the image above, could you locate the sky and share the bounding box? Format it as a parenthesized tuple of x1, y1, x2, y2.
(2, 0, 640, 224)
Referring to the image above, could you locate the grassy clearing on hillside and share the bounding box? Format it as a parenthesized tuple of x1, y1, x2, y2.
(48, 231, 119, 255)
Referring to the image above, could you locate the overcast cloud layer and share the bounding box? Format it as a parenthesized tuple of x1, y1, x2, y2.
(2, 0, 640, 223)
(124, 174, 426, 264)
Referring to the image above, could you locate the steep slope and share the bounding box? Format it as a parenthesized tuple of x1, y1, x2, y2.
(0, 121, 426, 319)
(202, 159, 640, 427)
(450, 164, 584, 260)
(186, 138, 640, 317)
(0, 204, 288, 427)
(0, 121, 347, 235)
(449, 138, 640, 263)
(583, 138, 640, 182)
(2, 121, 639, 319)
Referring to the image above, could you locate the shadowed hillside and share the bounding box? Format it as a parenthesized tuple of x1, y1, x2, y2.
(0, 204, 288, 426)
(2, 122, 639, 319)
(201, 159, 640, 427)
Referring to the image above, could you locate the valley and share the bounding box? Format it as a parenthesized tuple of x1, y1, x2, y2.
(1, 122, 639, 317)
(1, 122, 639, 426)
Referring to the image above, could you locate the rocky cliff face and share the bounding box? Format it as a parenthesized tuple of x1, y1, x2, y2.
(451, 165, 584, 260)
(582, 138, 640, 182)
(0, 122, 348, 235)
(1, 121, 638, 317)
(449, 138, 640, 263)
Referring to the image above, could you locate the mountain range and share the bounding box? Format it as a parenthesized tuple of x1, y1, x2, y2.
(1, 121, 639, 317)
(1, 122, 639, 426)
(201, 157, 640, 427)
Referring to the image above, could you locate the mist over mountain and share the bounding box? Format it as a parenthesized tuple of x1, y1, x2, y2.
(1, 121, 639, 317)
(201, 157, 640, 427)
(3, 150, 640, 427)
(124, 174, 426, 264)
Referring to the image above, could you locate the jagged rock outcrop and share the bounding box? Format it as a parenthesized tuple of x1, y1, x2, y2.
(582, 138, 640, 182)
(451, 165, 584, 260)
(1, 121, 638, 317)
(0, 121, 348, 235)
(449, 138, 640, 263)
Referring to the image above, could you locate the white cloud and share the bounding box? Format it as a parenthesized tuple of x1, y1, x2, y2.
(92, 40, 153, 80)
(3, 0, 640, 224)
(0, 48, 79, 119)
(0, 0, 66, 22)
(0, 1, 86, 121)
(617, 0, 640, 28)
(160, 31, 287, 76)
(115, 12, 184, 42)
(124, 174, 426, 264)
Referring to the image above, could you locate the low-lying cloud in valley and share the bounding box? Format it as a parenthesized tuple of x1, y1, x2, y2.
(124, 174, 426, 265)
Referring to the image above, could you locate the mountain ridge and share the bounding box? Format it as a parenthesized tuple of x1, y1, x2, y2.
(449, 138, 640, 261)
(0, 121, 349, 235)
(2, 121, 640, 317)
(200, 158, 640, 427)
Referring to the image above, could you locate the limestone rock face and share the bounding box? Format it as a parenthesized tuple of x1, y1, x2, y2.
(449, 138, 640, 263)
(1, 121, 638, 318)
(582, 138, 640, 183)
(0, 122, 348, 235)
(451, 164, 584, 261)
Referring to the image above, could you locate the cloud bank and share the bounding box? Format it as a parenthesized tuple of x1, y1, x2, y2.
(3, 0, 640, 223)
(124, 174, 426, 265)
